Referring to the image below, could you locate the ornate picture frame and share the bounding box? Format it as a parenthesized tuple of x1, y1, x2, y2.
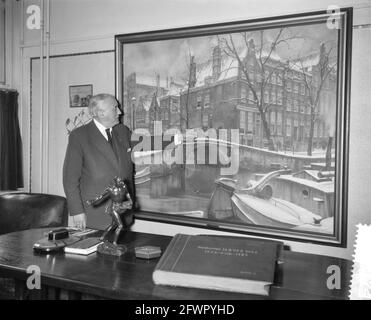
(115, 8, 352, 246)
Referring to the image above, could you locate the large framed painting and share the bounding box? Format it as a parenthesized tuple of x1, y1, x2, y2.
(115, 8, 352, 246)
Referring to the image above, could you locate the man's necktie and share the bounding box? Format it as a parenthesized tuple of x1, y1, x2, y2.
(105, 128, 113, 148)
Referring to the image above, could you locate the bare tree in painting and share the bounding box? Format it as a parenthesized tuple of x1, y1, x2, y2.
(184, 55, 196, 130)
(179, 51, 198, 131)
(295, 43, 336, 156)
(148, 72, 167, 132)
(218, 29, 297, 151)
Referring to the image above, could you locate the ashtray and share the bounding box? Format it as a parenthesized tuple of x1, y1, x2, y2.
(135, 246, 162, 259)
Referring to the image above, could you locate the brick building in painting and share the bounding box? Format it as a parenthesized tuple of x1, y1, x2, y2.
(125, 39, 336, 152)
(179, 40, 336, 152)
(124, 73, 182, 134)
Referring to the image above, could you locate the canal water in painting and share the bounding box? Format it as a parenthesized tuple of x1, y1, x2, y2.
(135, 151, 335, 236)
(136, 163, 255, 212)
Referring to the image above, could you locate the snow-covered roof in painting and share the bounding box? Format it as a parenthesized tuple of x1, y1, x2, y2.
(165, 85, 182, 97)
(135, 75, 168, 88)
(257, 48, 282, 63)
(194, 57, 239, 88)
(289, 52, 320, 73)
(192, 44, 284, 88)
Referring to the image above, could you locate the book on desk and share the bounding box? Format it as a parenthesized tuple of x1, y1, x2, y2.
(64, 237, 103, 255)
(152, 233, 282, 296)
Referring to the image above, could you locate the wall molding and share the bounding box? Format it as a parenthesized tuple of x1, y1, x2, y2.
(21, 33, 116, 49)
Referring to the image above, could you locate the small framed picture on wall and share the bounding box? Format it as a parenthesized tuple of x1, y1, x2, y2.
(69, 84, 93, 108)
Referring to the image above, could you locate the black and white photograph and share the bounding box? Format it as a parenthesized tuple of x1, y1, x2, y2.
(69, 84, 93, 108)
(0, 0, 370, 303)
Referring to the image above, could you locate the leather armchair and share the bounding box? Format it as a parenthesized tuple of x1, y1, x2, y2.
(0, 192, 68, 235)
(0, 192, 69, 299)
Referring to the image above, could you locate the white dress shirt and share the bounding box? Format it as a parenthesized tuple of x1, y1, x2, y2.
(93, 119, 112, 141)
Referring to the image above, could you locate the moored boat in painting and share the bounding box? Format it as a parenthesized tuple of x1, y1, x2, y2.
(231, 192, 323, 229)
(268, 170, 334, 219)
(208, 167, 335, 233)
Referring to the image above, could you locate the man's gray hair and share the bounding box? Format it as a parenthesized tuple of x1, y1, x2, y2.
(88, 93, 117, 116)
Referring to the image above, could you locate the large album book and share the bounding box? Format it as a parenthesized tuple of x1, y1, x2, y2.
(64, 237, 103, 255)
(153, 233, 282, 296)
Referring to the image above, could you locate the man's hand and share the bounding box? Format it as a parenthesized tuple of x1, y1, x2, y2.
(71, 213, 87, 229)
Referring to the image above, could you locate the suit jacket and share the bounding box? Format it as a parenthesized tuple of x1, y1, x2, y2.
(63, 121, 135, 229)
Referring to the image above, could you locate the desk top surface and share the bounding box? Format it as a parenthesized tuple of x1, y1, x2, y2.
(0, 228, 352, 300)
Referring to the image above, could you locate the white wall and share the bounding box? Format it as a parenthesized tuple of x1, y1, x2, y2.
(11, 0, 371, 259)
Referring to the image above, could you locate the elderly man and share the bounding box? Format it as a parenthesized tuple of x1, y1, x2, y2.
(63, 93, 135, 230)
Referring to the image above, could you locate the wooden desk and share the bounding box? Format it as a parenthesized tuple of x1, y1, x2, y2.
(0, 228, 351, 300)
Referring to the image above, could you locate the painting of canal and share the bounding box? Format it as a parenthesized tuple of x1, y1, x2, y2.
(133, 145, 335, 234)
(117, 10, 351, 241)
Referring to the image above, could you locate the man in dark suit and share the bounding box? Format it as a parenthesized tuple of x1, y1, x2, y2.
(63, 93, 135, 229)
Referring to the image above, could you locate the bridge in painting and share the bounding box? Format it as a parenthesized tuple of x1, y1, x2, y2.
(132, 137, 331, 172)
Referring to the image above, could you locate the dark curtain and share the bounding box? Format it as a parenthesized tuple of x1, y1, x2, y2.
(0, 90, 23, 190)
